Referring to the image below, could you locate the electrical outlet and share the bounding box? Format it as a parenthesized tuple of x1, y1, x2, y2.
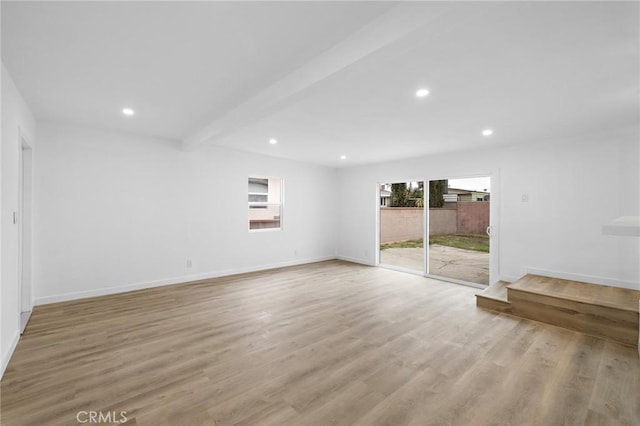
(186, 259, 192, 268)
(294, 249, 298, 256)
(521, 193, 529, 202)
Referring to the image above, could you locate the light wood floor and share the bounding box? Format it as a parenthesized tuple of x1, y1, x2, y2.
(1, 260, 638, 425)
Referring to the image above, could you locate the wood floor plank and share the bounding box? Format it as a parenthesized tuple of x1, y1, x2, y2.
(1, 260, 638, 425)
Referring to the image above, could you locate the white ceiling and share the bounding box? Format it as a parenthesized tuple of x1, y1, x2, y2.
(1, 1, 393, 139)
(3, 1, 639, 168)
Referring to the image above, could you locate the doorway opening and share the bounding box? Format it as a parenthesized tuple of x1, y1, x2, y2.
(19, 136, 33, 333)
(378, 181, 424, 274)
(427, 177, 491, 286)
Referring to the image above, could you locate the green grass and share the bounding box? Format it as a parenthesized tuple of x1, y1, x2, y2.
(380, 239, 424, 250)
(380, 234, 489, 253)
(429, 234, 489, 252)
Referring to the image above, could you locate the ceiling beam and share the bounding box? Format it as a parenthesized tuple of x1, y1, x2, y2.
(181, 3, 451, 151)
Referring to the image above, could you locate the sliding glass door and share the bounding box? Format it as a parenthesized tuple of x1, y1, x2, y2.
(427, 177, 491, 286)
(378, 181, 424, 274)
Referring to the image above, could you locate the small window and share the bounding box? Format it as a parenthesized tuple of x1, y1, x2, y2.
(248, 176, 282, 230)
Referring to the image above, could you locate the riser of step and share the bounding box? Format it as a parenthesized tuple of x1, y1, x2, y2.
(475, 295, 512, 314)
(507, 289, 639, 347)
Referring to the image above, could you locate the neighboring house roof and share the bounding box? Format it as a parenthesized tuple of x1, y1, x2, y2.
(447, 187, 490, 195)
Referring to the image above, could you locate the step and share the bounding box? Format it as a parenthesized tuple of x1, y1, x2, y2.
(476, 280, 511, 314)
(507, 275, 640, 347)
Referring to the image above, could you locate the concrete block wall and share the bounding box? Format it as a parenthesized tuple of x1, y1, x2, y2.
(380, 203, 490, 243)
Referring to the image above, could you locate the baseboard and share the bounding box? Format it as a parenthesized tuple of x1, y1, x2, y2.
(525, 268, 639, 290)
(34, 256, 336, 306)
(499, 274, 520, 284)
(336, 255, 375, 267)
(1, 331, 20, 380)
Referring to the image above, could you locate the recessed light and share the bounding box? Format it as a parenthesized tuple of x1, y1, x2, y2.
(415, 88, 430, 98)
(340, 155, 347, 160)
(122, 108, 135, 116)
(482, 129, 493, 136)
(269, 138, 278, 145)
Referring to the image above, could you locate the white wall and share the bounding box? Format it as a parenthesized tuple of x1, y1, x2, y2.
(33, 122, 337, 303)
(336, 128, 640, 289)
(1, 65, 36, 377)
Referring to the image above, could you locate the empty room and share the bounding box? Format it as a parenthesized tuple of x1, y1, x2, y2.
(1, 1, 639, 425)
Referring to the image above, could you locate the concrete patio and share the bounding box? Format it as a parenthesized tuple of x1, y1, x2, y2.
(380, 244, 489, 285)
